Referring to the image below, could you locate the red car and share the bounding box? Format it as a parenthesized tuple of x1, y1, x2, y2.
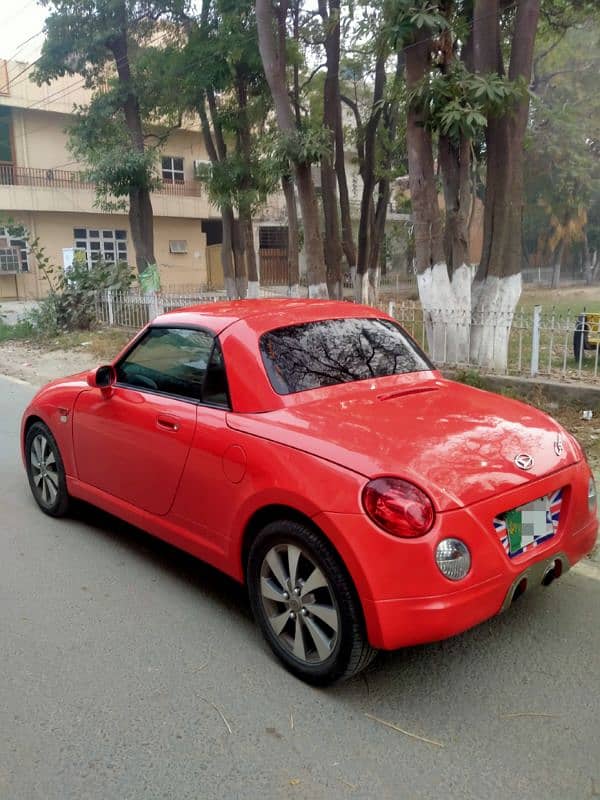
(22, 300, 598, 684)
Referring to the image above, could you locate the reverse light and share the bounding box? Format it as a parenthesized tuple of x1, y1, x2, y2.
(362, 477, 434, 538)
(435, 539, 471, 581)
(589, 477, 597, 514)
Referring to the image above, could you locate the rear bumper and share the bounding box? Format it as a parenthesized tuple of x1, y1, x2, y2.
(313, 459, 598, 651)
(363, 517, 597, 650)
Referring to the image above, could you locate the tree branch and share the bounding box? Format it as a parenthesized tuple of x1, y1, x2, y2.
(297, 63, 326, 92)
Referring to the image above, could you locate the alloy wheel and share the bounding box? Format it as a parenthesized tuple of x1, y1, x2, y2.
(259, 543, 340, 664)
(30, 433, 59, 507)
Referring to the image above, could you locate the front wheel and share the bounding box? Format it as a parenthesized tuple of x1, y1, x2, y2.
(25, 421, 70, 517)
(247, 519, 376, 685)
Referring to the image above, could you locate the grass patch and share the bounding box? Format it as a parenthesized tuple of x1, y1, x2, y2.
(43, 328, 132, 362)
(0, 319, 36, 342)
(0, 320, 131, 363)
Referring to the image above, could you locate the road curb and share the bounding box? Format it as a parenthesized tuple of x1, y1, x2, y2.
(0, 373, 32, 386)
(573, 559, 600, 579)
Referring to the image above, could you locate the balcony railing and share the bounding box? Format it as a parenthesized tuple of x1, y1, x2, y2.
(0, 164, 203, 197)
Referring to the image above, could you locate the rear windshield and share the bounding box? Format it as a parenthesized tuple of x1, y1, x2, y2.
(260, 317, 432, 395)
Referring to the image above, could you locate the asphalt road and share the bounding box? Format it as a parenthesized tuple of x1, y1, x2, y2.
(1, 375, 599, 800)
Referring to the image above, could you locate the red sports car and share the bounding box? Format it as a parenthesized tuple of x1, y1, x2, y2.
(21, 300, 598, 684)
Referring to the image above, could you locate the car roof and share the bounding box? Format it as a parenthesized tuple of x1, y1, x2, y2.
(153, 298, 383, 335)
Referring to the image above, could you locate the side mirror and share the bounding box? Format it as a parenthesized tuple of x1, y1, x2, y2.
(87, 365, 116, 393)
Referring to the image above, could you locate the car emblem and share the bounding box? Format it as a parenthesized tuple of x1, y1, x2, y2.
(554, 435, 564, 456)
(515, 453, 534, 470)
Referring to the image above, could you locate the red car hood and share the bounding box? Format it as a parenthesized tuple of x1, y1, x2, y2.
(227, 378, 578, 511)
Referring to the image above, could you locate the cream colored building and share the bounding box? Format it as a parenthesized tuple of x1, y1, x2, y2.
(0, 58, 230, 299)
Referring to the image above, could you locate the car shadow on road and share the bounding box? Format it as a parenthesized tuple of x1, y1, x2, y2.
(70, 500, 253, 624)
(69, 498, 599, 710)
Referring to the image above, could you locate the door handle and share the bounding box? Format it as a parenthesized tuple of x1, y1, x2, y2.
(156, 415, 180, 432)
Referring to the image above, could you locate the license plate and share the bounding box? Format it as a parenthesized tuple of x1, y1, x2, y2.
(494, 489, 563, 558)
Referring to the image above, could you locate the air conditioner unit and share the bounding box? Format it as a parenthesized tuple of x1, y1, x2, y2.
(169, 240, 188, 254)
(194, 159, 212, 177)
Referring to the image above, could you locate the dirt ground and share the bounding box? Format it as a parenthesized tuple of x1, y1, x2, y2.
(0, 330, 130, 387)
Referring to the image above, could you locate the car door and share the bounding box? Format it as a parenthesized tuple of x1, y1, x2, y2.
(72, 326, 215, 516)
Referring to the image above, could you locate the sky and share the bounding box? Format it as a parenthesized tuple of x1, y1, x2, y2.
(0, 1, 48, 63)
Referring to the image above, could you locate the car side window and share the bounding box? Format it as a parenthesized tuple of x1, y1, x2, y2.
(116, 327, 228, 405)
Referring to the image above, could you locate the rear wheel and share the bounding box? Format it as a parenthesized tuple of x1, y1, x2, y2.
(247, 519, 376, 685)
(25, 421, 70, 517)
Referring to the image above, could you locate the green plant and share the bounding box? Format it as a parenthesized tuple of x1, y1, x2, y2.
(37, 257, 135, 333)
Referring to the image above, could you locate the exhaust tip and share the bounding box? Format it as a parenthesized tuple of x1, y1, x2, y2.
(542, 559, 563, 587)
(512, 578, 527, 603)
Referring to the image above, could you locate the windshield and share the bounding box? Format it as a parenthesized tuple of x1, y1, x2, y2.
(260, 317, 433, 395)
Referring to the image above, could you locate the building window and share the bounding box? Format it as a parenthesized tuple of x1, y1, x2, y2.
(169, 240, 188, 254)
(259, 226, 288, 250)
(73, 228, 128, 267)
(0, 107, 13, 164)
(162, 156, 184, 184)
(0, 226, 29, 272)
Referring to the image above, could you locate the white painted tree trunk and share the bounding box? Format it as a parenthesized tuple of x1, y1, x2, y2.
(308, 282, 328, 299)
(224, 277, 238, 300)
(369, 268, 380, 305)
(246, 280, 260, 298)
(354, 271, 369, 304)
(417, 264, 521, 371)
(417, 262, 473, 363)
(289, 283, 301, 298)
(469, 273, 522, 371)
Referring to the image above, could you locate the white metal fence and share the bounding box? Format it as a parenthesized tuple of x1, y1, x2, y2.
(95, 290, 600, 383)
(386, 301, 600, 381)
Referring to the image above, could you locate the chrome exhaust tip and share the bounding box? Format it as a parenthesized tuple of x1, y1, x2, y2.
(541, 559, 563, 587)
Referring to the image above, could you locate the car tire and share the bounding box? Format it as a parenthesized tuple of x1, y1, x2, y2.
(247, 519, 377, 685)
(25, 421, 70, 518)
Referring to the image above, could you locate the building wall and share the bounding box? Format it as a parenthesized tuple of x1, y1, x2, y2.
(11, 109, 76, 170)
(0, 210, 208, 299)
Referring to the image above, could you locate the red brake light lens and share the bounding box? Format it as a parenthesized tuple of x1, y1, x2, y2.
(362, 477, 435, 538)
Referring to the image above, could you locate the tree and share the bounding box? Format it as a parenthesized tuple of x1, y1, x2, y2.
(524, 16, 600, 285)
(255, 0, 329, 297)
(337, 12, 407, 303)
(384, 0, 541, 369)
(33, 0, 183, 276)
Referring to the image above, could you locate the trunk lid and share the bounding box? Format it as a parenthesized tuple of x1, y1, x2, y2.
(227, 377, 578, 510)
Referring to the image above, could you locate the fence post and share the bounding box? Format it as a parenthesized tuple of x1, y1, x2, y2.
(107, 289, 114, 327)
(530, 305, 541, 376)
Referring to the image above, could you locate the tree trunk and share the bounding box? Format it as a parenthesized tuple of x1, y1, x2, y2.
(319, 0, 344, 299)
(256, 0, 328, 297)
(355, 49, 386, 303)
(583, 232, 594, 285)
(232, 217, 247, 298)
(221, 205, 239, 299)
(364, 54, 403, 304)
(240, 209, 259, 297)
(197, 94, 238, 298)
(335, 99, 356, 276)
(405, 29, 472, 362)
(128, 187, 155, 276)
(281, 173, 300, 295)
(471, 0, 540, 369)
(234, 76, 259, 298)
(551, 241, 565, 289)
(438, 133, 470, 275)
(109, 30, 156, 276)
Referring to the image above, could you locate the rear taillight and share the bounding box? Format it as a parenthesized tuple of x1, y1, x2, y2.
(362, 477, 435, 538)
